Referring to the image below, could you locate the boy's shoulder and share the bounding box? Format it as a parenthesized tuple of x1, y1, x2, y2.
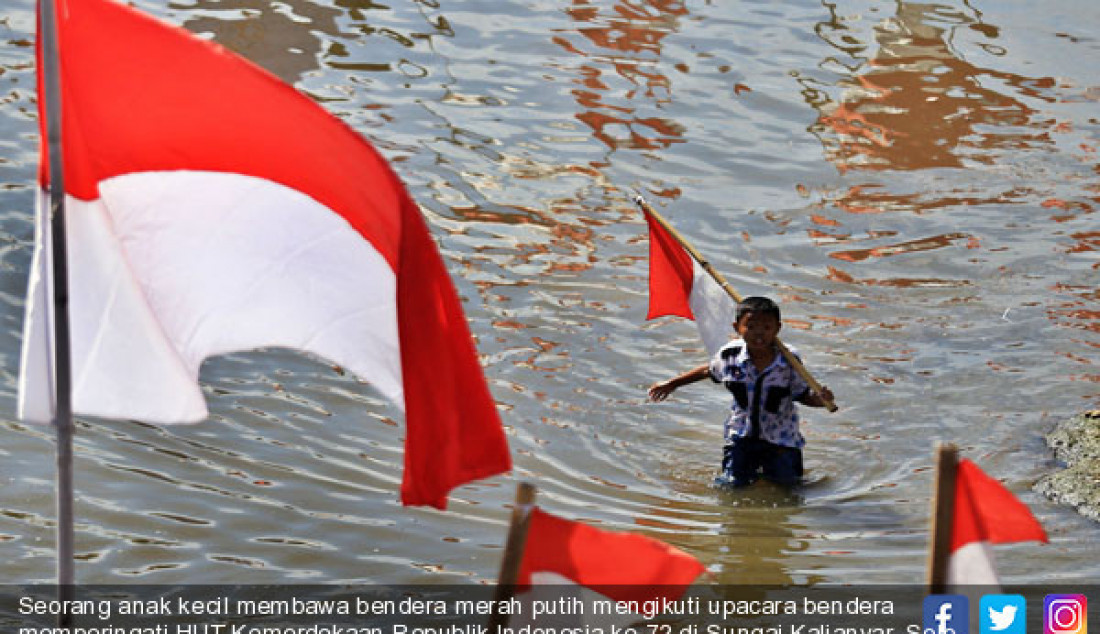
(714, 339, 802, 367)
(715, 339, 747, 362)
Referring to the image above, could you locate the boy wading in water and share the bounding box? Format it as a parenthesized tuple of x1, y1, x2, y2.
(648, 296, 835, 487)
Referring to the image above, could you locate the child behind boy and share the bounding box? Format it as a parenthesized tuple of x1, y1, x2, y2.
(648, 296, 835, 487)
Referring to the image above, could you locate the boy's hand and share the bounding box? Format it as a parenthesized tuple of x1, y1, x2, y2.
(802, 386, 836, 409)
(648, 381, 676, 402)
(648, 364, 710, 402)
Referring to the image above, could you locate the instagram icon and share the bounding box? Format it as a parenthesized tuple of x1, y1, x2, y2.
(1045, 595, 1088, 634)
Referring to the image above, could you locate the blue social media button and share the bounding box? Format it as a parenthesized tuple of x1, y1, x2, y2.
(925, 595, 970, 634)
(981, 595, 1026, 634)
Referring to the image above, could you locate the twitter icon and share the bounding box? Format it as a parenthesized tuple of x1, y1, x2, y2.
(981, 595, 1027, 634)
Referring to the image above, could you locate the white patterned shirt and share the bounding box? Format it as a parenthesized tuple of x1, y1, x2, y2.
(708, 339, 811, 448)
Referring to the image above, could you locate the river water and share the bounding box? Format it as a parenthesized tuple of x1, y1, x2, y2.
(0, 0, 1096, 586)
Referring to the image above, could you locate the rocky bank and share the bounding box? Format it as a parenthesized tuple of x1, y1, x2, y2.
(1035, 410, 1100, 522)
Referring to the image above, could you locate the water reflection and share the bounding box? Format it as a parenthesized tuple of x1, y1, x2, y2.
(1048, 282, 1100, 384)
(179, 0, 455, 83)
(557, 0, 689, 152)
(806, 1, 1056, 173)
(180, 0, 340, 82)
(644, 467, 811, 585)
(829, 232, 977, 262)
(797, 1, 1077, 289)
(709, 484, 807, 586)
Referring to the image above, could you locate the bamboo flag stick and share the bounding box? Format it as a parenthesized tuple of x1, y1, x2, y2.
(40, 0, 77, 594)
(634, 195, 838, 412)
(927, 443, 958, 593)
(488, 482, 537, 632)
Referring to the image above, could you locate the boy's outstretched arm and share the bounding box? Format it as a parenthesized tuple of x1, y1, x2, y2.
(648, 363, 710, 402)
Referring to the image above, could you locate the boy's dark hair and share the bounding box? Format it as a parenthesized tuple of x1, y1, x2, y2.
(736, 296, 781, 323)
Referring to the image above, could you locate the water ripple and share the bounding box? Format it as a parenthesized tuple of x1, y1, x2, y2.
(0, 0, 1096, 586)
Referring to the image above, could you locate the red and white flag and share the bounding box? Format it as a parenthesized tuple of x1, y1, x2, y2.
(518, 508, 704, 603)
(644, 208, 736, 355)
(947, 459, 1048, 585)
(21, 0, 510, 508)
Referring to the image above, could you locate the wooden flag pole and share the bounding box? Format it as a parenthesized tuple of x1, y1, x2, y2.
(927, 443, 958, 593)
(489, 482, 537, 633)
(633, 195, 838, 412)
(39, 0, 77, 595)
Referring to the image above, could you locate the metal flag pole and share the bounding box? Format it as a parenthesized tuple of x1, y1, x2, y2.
(39, 0, 77, 591)
(634, 194, 838, 412)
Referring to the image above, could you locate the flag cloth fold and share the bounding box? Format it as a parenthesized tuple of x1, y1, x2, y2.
(22, 0, 510, 508)
(947, 459, 1048, 585)
(643, 209, 736, 355)
(518, 507, 704, 603)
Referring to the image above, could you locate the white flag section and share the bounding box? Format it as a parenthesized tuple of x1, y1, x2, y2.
(688, 261, 739, 356)
(948, 541, 1001, 586)
(643, 208, 736, 356)
(510, 572, 640, 632)
(22, 173, 400, 423)
(23, 0, 510, 508)
(19, 190, 55, 423)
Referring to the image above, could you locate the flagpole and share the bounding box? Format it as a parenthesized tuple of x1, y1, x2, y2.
(927, 443, 958, 593)
(633, 195, 838, 412)
(489, 482, 537, 633)
(39, 0, 77, 593)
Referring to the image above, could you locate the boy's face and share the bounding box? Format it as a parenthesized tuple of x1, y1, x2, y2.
(734, 311, 781, 353)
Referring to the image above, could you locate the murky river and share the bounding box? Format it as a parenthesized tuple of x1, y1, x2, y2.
(0, 0, 1096, 585)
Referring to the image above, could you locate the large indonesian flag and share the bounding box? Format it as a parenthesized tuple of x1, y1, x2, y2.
(947, 459, 1047, 585)
(20, 0, 510, 508)
(643, 208, 736, 355)
(518, 508, 704, 602)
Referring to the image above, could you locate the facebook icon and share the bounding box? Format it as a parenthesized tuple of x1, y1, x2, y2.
(924, 595, 970, 634)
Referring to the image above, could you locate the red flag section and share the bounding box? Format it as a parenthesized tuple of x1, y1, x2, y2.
(642, 207, 737, 354)
(946, 459, 1047, 585)
(644, 209, 695, 321)
(952, 459, 1048, 551)
(518, 508, 704, 603)
(22, 0, 510, 508)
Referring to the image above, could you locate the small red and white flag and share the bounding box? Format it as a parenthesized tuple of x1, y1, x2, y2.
(518, 508, 704, 603)
(643, 208, 736, 355)
(947, 459, 1048, 585)
(22, 0, 510, 508)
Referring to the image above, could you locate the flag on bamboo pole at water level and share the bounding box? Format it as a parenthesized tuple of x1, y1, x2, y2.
(642, 206, 737, 356)
(517, 508, 704, 604)
(947, 459, 1048, 586)
(21, 0, 510, 509)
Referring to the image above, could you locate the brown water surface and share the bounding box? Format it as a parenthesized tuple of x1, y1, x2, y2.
(0, 0, 1096, 584)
